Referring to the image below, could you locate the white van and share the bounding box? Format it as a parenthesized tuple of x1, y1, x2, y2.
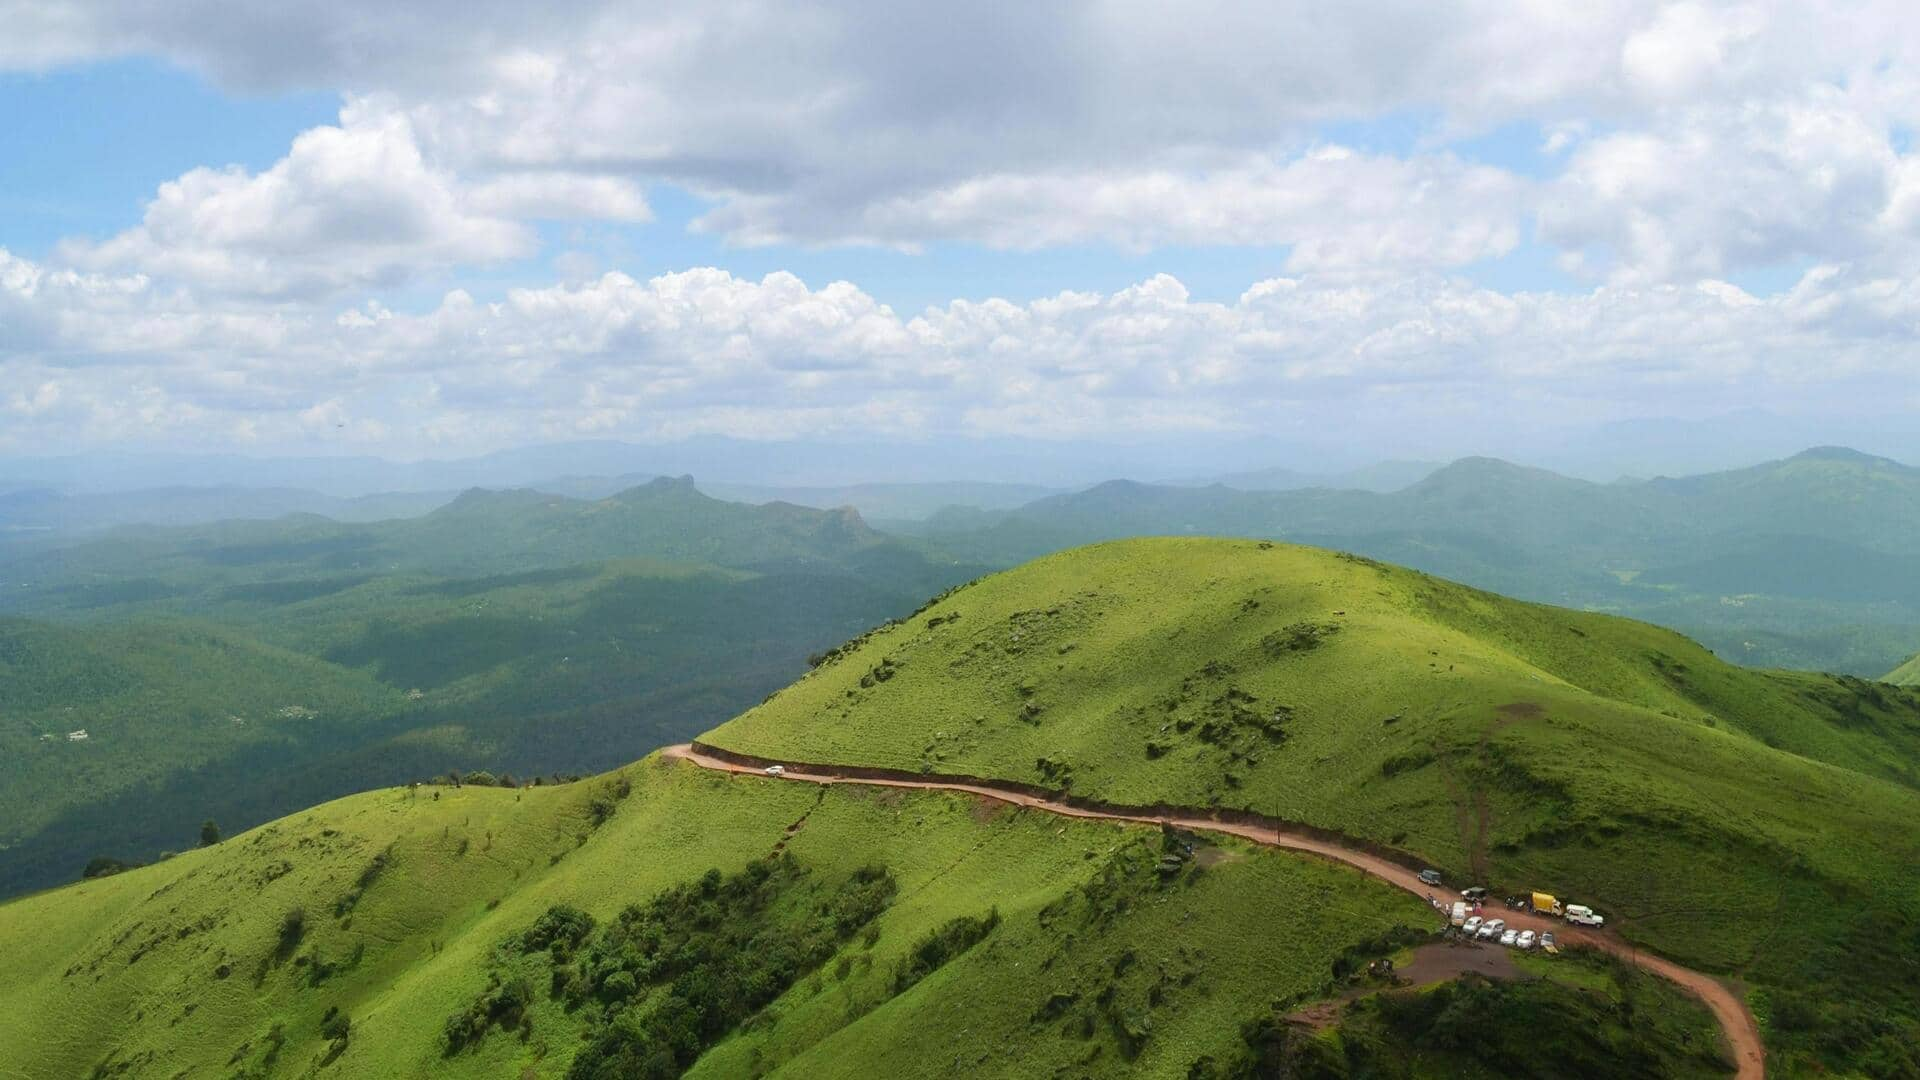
(1450, 901, 1467, 926)
(1564, 904, 1604, 926)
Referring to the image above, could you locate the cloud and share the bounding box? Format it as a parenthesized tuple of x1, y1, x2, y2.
(55, 106, 533, 299)
(702, 149, 1526, 268)
(6, 1, 1920, 460)
(13, 1, 1920, 275)
(7, 243, 1920, 454)
(1540, 90, 1903, 283)
(466, 173, 652, 223)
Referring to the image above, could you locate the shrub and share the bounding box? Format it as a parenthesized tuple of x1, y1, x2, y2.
(81, 855, 142, 880)
(279, 907, 306, 948)
(894, 909, 1000, 993)
(319, 1007, 350, 1045)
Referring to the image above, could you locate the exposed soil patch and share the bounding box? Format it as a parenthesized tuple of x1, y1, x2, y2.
(969, 792, 1009, 824)
(1397, 939, 1521, 985)
(1496, 701, 1545, 720)
(1286, 942, 1521, 1031)
(1193, 844, 1244, 869)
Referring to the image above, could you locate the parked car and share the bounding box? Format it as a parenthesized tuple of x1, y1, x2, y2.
(1517, 930, 1536, 950)
(1540, 932, 1557, 951)
(1564, 904, 1605, 927)
(1419, 868, 1444, 886)
(1462, 916, 1483, 936)
(1460, 886, 1489, 901)
(1499, 929, 1519, 947)
(763, 765, 786, 776)
(1478, 919, 1504, 940)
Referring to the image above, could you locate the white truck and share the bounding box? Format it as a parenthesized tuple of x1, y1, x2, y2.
(1564, 904, 1604, 927)
(1450, 901, 1468, 926)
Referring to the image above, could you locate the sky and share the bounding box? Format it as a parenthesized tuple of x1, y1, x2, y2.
(3, 1, 1920, 472)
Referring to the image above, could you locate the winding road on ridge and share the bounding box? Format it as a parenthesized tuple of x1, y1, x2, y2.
(663, 742, 1765, 1079)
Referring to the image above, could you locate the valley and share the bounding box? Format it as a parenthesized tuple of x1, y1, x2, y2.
(1, 533, 1915, 1077)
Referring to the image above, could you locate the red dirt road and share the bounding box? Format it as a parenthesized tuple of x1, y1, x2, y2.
(662, 743, 1765, 1079)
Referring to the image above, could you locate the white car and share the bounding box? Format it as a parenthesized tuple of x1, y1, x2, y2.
(1478, 919, 1504, 941)
(1462, 916, 1483, 936)
(1499, 929, 1519, 947)
(1517, 930, 1536, 950)
(1540, 932, 1557, 951)
(1564, 903, 1604, 926)
(763, 765, 786, 776)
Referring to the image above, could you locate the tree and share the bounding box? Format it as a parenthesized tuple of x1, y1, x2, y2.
(200, 820, 221, 847)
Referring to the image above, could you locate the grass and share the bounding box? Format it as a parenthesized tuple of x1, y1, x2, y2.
(1889, 651, 1920, 685)
(6, 534, 1917, 1076)
(0, 754, 1431, 1079)
(707, 537, 1920, 1074)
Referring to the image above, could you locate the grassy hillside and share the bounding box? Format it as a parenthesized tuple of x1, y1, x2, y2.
(0, 483, 982, 898)
(1889, 652, 1920, 686)
(709, 538, 1920, 1075)
(0, 554, 953, 899)
(0, 755, 1453, 1079)
(0, 617, 404, 869)
(905, 448, 1920, 676)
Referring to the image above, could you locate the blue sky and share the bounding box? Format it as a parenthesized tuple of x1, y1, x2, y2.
(2, 2, 1918, 470)
(0, 59, 336, 254)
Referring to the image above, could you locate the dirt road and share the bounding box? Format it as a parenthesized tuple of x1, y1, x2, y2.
(662, 743, 1765, 1079)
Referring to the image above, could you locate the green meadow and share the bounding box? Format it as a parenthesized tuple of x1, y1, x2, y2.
(710, 538, 1920, 1075)
(0, 755, 1437, 1079)
(3, 536, 1915, 1076)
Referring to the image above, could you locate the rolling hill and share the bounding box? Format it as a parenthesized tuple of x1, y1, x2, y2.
(3, 538, 1915, 1076)
(709, 538, 1920, 1075)
(0, 728, 1726, 1079)
(905, 448, 1920, 676)
(0, 483, 982, 899)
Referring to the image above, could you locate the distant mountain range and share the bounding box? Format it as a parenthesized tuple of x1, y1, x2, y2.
(1180, 459, 1441, 493)
(4, 446, 1917, 678)
(904, 447, 1920, 676)
(0, 480, 985, 897)
(0, 485, 453, 534)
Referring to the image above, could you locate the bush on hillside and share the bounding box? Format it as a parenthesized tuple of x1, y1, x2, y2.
(445, 855, 896, 1075)
(278, 907, 306, 949)
(81, 855, 143, 880)
(894, 908, 1000, 992)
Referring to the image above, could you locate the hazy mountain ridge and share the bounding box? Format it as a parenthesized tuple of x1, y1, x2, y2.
(0, 481, 984, 898)
(911, 447, 1920, 675)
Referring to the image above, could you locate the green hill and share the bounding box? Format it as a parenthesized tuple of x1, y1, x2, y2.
(1890, 652, 1920, 686)
(709, 538, 1920, 1074)
(0, 484, 982, 898)
(0, 749, 1729, 1079)
(0, 617, 405, 882)
(2, 538, 1915, 1077)
(906, 448, 1920, 675)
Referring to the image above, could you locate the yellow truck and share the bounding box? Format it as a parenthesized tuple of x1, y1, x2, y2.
(1530, 892, 1563, 915)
